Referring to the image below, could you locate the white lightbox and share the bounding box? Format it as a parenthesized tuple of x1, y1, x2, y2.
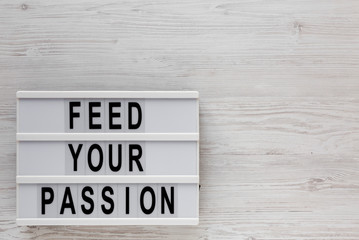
(16, 91, 199, 225)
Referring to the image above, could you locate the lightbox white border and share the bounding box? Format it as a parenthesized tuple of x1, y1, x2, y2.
(17, 91, 199, 99)
(17, 218, 199, 226)
(16, 91, 200, 226)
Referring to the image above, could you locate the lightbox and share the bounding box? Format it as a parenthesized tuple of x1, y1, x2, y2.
(16, 91, 199, 225)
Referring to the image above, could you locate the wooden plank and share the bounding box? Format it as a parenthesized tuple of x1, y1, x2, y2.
(0, 1, 359, 98)
(200, 97, 359, 155)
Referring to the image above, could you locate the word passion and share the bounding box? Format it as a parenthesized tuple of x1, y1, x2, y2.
(41, 185, 175, 216)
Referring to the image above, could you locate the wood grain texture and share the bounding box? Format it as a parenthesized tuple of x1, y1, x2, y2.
(1, 0, 359, 239)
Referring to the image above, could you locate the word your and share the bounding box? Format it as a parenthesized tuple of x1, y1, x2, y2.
(68, 143, 144, 173)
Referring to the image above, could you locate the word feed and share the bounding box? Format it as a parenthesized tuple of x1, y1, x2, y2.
(17, 91, 199, 225)
(66, 100, 143, 132)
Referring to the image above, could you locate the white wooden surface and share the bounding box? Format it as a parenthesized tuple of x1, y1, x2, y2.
(1, 0, 359, 239)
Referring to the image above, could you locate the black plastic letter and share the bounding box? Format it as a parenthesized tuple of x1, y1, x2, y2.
(88, 144, 103, 172)
(140, 186, 156, 215)
(41, 187, 54, 215)
(125, 187, 130, 214)
(68, 144, 83, 171)
(129, 144, 143, 172)
(161, 186, 174, 214)
(89, 102, 101, 129)
(69, 101, 81, 129)
(109, 102, 122, 129)
(128, 102, 142, 129)
(109, 144, 122, 172)
(81, 186, 94, 215)
(101, 186, 114, 215)
(60, 187, 76, 215)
